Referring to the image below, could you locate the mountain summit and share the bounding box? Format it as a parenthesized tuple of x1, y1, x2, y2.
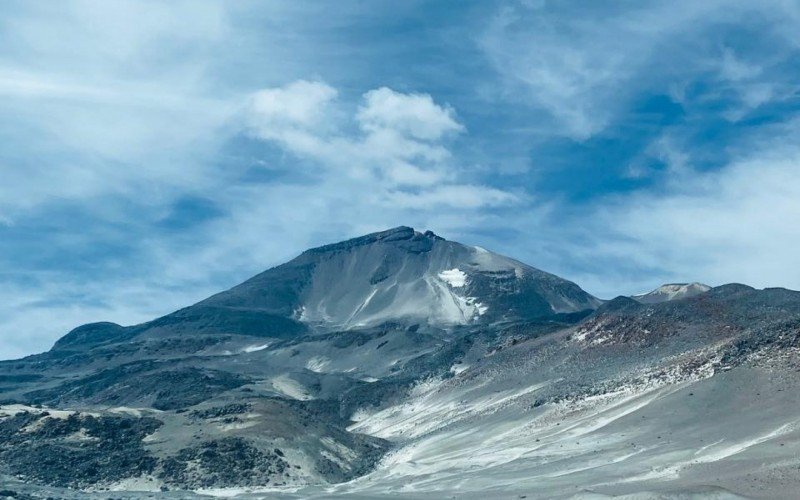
(200, 226, 601, 330)
(632, 282, 711, 304)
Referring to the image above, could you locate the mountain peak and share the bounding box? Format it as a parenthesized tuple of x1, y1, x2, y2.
(305, 226, 443, 256)
(155, 227, 602, 334)
(46, 228, 600, 353)
(632, 282, 711, 304)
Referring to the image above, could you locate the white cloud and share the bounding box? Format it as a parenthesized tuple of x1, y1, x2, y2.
(251, 80, 338, 131)
(718, 49, 762, 82)
(246, 80, 515, 205)
(357, 87, 464, 140)
(712, 49, 790, 122)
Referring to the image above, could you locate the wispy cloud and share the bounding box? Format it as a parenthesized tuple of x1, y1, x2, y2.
(595, 128, 800, 292)
(491, 119, 800, 298)
(0, 1, 237, 223)
(480, 0, 800, 140)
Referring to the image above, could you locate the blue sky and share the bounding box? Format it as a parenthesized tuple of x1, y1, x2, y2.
(2, 0, 800, 358)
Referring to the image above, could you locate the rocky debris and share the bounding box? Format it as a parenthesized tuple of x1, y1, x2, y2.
(0, 397, 391, 493)
(158, 437, 290, 489)
(0, 489, 37, 500)
(305, 226, 437, 255)
(24, 361, 250, 410)
(575, 285, 800, 348)
(189, 403, 252, 420)
(146, 369, 250, 411)
(0, 411, 161, 489)
(718, 317, 800, 366)
(313, 439, 388, 483)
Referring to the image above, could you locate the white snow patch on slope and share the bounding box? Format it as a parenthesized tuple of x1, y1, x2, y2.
(438, 268, 467, 287)
(341, 383, 691, 497)
(218, 413, 261, 432)
(0, 405, 98, 422)
(243, 342, 272, 353)
(269, 375, 313, 401)
(106, 406, 152, 417)
(617, 422, 796, 484)
(349, 378, 549, 440)
(306, 356, 330, 373)
(196, 486, 302, 498)
(413, 276, 482, 324)
(450, 363, 470, 375)
(105, 476, 163, 492)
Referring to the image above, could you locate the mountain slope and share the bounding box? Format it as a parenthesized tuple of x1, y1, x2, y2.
(1, 229, 800, 498)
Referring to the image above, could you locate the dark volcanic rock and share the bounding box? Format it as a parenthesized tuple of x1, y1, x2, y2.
(159, 437, 289, 489)
(24, 361, 251, 410)
(0, 411, 161, 489)
(189, 403, 252, 420)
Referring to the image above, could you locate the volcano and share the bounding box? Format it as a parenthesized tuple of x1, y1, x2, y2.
(1, 227, 799, 499)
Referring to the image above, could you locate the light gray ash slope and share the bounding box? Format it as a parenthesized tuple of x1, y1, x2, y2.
(632, 282, 712, 304)
(1, 228, 799, 499)
(197, 226, 602, 329)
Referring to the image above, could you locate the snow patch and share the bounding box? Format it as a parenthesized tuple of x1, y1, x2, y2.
(350, 378, 549, 440)
(321, 436, 359, 463)
(269, 375, 313, 401)
(242, 342, 272, 353)
(306, 356, 330, 372)
(63, 427, 98, 442)
(450, 363, 470, 375)
(106, 406, 150, 417)
(0, 405, 89, 420)
(438, 268, 467, 287)
(195, 486, 303, 497)
(105, 476, 163, 492)
(634, 282, 712, 304)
